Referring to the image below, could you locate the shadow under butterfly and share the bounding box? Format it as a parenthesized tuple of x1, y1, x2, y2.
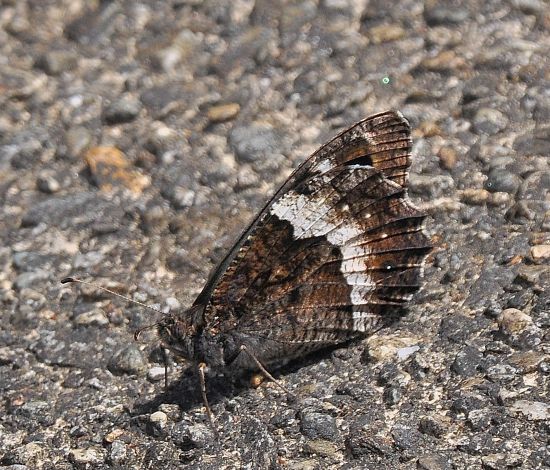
(63, 110, 432, 434)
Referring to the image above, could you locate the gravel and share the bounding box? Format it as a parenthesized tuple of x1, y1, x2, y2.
(0, 1, 548, 469)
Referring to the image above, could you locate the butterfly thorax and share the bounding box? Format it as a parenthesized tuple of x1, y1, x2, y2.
(157, 311, 197, 360)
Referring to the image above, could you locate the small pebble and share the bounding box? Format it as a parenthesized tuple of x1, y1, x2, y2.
(460, 188, 490, 205)
(418, 416, 447, 438)
(417, 454, 449, 470)
(397, 345, 420, 360)
(383, 385, 402, 405)
(486, 363, 517, 383)
(104, 429, 125, 443)
(425, 5, 469, 25)
(149, 411, 168, 428)
(473, 108, 508, 135)
(69, 448, 104, 465)
(300, 412, 340, 441)
(207, 103, 240, 123)
(108, 345, 147, 375)
(530, 244, 550, 263)
(498, 308, 533, 334)
(304, 439, 339, 457)
(369, 24, 405, 43)
(229, 124, 281, 163)
(509, 400, 549, 421)
(64, 126, 92, 159)
(438, 146, 457, 170)
(85, 146, 150, 194)
(164, 297, 181, 311)
(485, 168, 521, 194)
(34, 51, 77, 75)
(171, 422, 215, 449)
(109, 440, 127, 464)
(481, 453, 523, 470)
(366, 335, 420, 363)
(73, 308, 109, 327)
(36, 174, 61, 193)
(14, 270, 49, 291)
(147, 366, 166, 382)
(103, 97, 141, 124)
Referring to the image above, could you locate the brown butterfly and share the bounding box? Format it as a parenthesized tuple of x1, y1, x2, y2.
(64, 110, 431, 428)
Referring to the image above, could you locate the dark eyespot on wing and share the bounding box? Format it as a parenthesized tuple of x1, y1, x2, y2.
(310, 111, 412, 188)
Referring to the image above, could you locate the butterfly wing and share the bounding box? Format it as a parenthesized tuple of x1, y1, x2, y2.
(194, 111, 412, 306)
(194, 111, 430, 365)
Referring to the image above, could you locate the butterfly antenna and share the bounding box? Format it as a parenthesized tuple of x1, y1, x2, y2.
(60, 277, 165, 316)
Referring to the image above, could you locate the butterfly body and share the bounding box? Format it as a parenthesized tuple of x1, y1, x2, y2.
(158, 111, 431, 373)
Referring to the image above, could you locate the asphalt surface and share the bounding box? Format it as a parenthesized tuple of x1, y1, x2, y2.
(0, 1, 548, 469)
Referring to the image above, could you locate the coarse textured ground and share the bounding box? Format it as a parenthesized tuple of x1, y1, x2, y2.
(0, 1, 549, 469)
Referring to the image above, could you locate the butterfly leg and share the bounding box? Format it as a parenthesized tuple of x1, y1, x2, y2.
(162, 347, 170, 390)
(238, 345, 295, 399)
(197, 362, 219, 439)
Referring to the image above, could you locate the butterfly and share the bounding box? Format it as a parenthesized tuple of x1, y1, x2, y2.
(64, 110, 431, 427)
(157, 110, 431, 381)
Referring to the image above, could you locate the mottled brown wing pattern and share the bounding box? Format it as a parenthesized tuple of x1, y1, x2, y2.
(220, 167, 429, 349)
(193, 111, 412, 307)
(195, 111, 430, 365)
(309, 111, 412, 187)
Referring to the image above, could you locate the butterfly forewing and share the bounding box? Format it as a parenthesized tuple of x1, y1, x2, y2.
(193, 111, 413, 307)
(190, 111, 430, 366)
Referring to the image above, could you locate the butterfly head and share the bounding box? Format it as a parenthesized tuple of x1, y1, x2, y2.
(156, 310, 199, 360)
(156, 305, 229, 367)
